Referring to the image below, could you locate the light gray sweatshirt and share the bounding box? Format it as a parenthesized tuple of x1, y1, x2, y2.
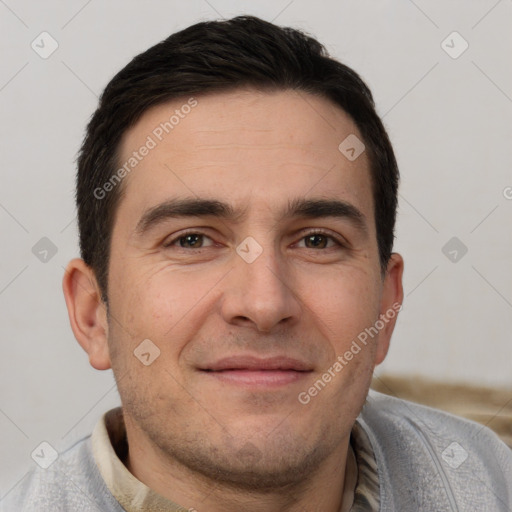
(2, 391, 511, 511)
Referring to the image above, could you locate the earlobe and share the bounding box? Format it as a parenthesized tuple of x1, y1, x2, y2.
(374, 253, 404, 365)
(62, 258, 111, 370)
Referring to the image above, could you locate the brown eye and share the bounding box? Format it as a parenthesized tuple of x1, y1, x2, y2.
(299, 231, 343, 249)
(179, 233, 204, 248)
(304, 234, 329, 249)
(165, 232, 215, 249)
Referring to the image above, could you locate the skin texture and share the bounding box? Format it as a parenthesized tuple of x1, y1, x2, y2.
(63, 89, 404, 512)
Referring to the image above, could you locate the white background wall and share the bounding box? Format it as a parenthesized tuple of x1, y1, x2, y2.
(1, 0, 511, 500)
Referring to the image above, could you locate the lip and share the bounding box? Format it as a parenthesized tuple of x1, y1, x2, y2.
(201, 355, 313, 372)
(199, 355, 313, 388)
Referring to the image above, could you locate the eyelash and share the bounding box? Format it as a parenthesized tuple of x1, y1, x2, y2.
(163, 229, 346, 250)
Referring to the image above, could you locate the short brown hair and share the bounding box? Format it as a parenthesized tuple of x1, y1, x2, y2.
(76, 15, 399, 301)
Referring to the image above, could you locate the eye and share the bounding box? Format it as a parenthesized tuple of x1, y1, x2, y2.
(297, 231, 342, 249)
(164, 231, 215, 249)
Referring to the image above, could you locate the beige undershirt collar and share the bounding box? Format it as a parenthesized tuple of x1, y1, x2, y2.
(92, 408, 189, 511)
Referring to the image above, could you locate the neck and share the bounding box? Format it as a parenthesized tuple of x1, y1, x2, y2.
(124, 417, 353, 512)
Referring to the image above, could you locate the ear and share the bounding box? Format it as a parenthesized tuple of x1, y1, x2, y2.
(62, 258, 111, 370)
(374, 253, 404, 365)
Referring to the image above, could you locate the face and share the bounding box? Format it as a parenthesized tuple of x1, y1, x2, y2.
(102, 89, 402, 489)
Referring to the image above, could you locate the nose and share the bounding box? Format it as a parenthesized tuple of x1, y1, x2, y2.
(220, 244, 301, 333)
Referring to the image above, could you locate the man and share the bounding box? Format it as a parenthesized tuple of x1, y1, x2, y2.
(4, 15, 511, 512)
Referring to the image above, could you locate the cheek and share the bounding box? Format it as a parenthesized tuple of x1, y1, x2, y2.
(109, 263, 181, 331)
(298, 264, 381, 344)
(107, 262, 225, 357)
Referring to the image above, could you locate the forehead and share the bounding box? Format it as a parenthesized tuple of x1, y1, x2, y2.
(115, 89, 374, 228)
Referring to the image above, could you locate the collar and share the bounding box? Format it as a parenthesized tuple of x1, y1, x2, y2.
(91, 407, 379, 511)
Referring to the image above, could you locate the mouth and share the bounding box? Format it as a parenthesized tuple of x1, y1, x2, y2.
(199, 355, 313, 388)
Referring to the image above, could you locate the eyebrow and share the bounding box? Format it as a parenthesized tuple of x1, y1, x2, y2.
(286, 197, 367, 234)
(134, 197, 368, 236)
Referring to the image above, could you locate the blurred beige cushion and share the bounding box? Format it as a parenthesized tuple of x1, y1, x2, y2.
(371, 375, 512, 449)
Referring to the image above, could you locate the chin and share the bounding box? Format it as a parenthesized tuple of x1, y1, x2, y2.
(171, 433, 333, 492)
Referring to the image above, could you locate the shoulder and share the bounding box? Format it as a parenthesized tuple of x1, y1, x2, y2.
(1, 435, 122, 512)
(358, 390, 512, 511)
